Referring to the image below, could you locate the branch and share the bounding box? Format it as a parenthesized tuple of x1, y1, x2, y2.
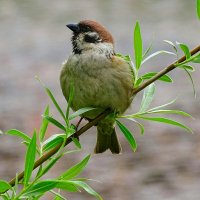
(7, 45, 200, 189)
(8, 109, 111, 187)
(133, 45, 200, 94)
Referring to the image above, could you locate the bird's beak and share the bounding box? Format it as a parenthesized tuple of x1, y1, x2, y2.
(66, 23, 80, 33)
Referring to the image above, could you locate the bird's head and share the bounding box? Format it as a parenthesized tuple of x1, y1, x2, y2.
(66, 20, 114, 55)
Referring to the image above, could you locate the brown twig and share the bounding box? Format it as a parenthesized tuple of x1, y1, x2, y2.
(7, 45, 200, 189)
(133, 45, 200, 94)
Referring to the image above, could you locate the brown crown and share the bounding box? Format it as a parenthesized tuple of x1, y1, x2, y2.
(79, 20, 114, 44)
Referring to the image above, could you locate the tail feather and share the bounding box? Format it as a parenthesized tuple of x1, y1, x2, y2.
(94, 125, 121, 154)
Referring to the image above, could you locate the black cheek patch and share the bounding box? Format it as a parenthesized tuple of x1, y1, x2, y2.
(84, 34, 99, 43)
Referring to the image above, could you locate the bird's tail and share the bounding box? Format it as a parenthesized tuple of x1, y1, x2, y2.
(94, 120, 121, 154)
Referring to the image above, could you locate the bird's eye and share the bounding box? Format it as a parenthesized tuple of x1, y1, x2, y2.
(84, 32, 101, 43)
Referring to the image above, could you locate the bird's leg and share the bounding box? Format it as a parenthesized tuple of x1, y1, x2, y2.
(73, 117, 84, 140)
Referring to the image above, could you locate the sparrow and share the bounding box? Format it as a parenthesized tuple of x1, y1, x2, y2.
(60, 20, 135, 154)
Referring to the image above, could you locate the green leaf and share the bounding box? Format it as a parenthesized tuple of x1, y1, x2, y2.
(66, 81, 75, 119)
(116, 120, 137, 152)
(0, 180, 11, 193)
(59, 155, 90, 180)
(177, 65, 195, 72)
(146, 109, 192, 117)
(36, 77, 66, 121)
(22, 180, 58, 197)
(177, 42, 191, 59)
(134, 115, 193, 133)
(126, 118, 145, 135)
(39, 105, 50, 142)
(141, 72, 173, 83)
(148, 99, 177, 111)
(134, 22, 143, 70)
(70, 181, 102, 200)
(143, 42, 153, 60)
(6, 129, 31, 143)
(72, 137, 82, 149)
(116, 53, 131, 62)
(135, 78, 143, 87)
(163, 40, 178, 53)
(51, 190, 67, 200)
(43, 134, 65, 152)
(139, 83, 155, 113)
(55, 180, 79, 192)
(183, 69, 196, 98)
(43, 115, 66, 131)
(24, 131, 37, 186)
(69, 107, 96, 120)
(142, 50, 176, 64)
(197, 0, 200, 20)
(191, 53, 200, 63)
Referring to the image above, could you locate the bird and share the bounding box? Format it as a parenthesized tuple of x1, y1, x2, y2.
(60, 20, 135, 154)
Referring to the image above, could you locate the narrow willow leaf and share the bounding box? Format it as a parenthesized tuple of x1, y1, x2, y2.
(69, 107, 96, 120)
(51, 190, 67, 200)
(56, 181, 79, 192)
(0, 180, 11, 193)
(146, 109, 192, 117)
(59, 155, 90, 180)
(135, 78, 143, 87)
(43, 115, 66, 131)
(43, 134, 65, 152)
(116, 120, 137, 152)
(139, 83, 155, 113)
(134, 115, 193, 133)
(36, 77, 66, 121)
(184, 69, 196, 98)
(141, 72, 173, 82)
(177, 42, 191, 59)
(66, 81, 75, 120)
(197, 0, 200, 20)
(142, 50, 176, 64)
(39, 105, 50, 142)
(22, 180, 58, 197)
(72, 137, 82, 149)
(46, 87, 66, 121)
(191, 53, 200, 63)
(24, 131, 37, 186)
(116, 53, 131, 62)
(71, 181, 103, 200)
(177, 65, 195, 72)
(148, 99, 177, 112)
(6, 129, 31, 143)
(126, 118, 145, 135)
(163, 40, 178, 52)
(134, 22, 143, 70)
(143, 42, 153, 59)
(63, 149, 81, 155)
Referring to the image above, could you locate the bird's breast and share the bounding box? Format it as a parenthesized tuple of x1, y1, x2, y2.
(60, 53, 134, 118)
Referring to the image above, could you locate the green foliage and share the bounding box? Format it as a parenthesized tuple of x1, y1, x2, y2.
(134, 22, 143, 70)
(24, 131, 37, 186)
(197, 0, 200, 20)
(1, 85, 101, 200)
(0, 180, 11, 193)
(116, 120, 137, 152)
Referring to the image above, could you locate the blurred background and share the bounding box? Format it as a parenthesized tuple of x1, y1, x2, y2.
(0, 0, 200, 199)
